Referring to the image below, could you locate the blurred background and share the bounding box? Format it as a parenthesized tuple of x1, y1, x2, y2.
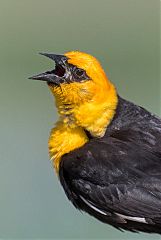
(0, 0, 160, 239)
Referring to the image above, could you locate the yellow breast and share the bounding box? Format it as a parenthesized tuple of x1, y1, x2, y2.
(48, 121, 88, 173)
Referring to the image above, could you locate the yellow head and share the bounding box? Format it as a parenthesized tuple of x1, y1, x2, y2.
(30, 51, 118, 172)
(49, 51, 113, 107)
(31, 51, 118, 137)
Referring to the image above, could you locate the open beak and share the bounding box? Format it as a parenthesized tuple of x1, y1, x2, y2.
(29, 53, 68, 85)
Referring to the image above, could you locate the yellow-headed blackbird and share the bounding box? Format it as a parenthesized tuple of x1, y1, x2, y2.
(30, 51, 161, 234)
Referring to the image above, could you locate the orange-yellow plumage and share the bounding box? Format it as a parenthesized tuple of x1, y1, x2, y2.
(65, 51, 110, 89)
(49, 122, 88, 173)
(48, 51, 118, 172)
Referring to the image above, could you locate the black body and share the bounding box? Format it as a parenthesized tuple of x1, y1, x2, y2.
(59, 96, 161, 234)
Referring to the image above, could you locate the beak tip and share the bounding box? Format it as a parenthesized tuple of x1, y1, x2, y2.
(39, 52, 46, 56)
(28, 73, 51, 82)
(28, 75, 42, 80)
(38, 52, 67, 62)
(28, 75, 39, 80)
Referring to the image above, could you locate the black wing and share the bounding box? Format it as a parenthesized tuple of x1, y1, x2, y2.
(59, 134, 161, 233)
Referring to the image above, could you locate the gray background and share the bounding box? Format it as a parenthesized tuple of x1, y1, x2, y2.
(0, 0, 160, 239)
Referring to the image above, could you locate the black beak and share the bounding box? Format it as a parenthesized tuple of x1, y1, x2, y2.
(29, 53, 68, 84)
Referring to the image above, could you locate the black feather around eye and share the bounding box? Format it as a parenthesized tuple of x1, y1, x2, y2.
(73, 67, 90, 81)
(68, 64, 90, 82)
(75, 69, 85, 77)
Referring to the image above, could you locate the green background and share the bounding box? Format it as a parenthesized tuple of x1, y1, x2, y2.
(0, 0, 160, 239)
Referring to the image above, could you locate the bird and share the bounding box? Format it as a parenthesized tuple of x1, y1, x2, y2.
(30, 51, 161, 234)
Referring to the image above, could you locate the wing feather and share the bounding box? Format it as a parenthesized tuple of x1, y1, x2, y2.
(61, 134, 161, 226)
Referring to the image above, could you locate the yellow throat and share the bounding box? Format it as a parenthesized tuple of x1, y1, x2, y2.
(48, 51, 118, 173)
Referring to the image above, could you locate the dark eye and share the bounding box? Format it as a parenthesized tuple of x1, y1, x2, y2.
(75, 68, 85, 77)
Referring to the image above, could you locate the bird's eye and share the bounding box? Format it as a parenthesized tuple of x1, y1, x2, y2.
(75, 69, 85, 77)
(69, 64, 90, 82)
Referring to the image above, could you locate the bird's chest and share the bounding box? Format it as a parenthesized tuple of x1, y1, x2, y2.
(48, 122, 88, 173)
